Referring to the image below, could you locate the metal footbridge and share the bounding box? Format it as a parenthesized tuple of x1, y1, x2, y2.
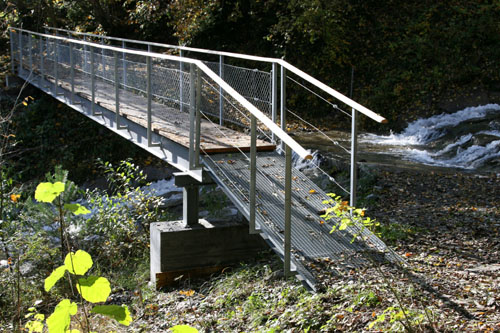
(9, 27, 397, 291)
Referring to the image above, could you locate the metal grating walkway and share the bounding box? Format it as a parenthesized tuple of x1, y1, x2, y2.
(203, 152, 400, 291)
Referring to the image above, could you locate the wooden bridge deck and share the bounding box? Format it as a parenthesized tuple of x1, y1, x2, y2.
(50, 70, 275, 154)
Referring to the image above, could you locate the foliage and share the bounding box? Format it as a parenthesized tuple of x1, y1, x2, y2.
(321, 193, 380, 241)
(30, 250, 132, 332)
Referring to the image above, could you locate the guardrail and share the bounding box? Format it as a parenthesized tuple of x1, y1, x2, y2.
(11, 27, 318, 276)
(44, 26, 387, 206)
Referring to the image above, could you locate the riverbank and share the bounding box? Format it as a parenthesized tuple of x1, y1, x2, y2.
(117, 164, 498, 332)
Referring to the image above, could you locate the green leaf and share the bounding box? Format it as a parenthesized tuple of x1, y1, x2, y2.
(64, 203, 91, 216)
(77, 276, 111, 303)
(169, 325, 199, 333)
(65, 250, 92, 276)
(25, 320, 44, 332)
(91, 305, 132, 326)
(65, 330, 80, 333)
(46, 299, 77, 333)
(34, 182, 65, 203)
(44, 265, 67, 292)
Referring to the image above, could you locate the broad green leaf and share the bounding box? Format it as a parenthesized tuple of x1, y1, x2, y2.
(34, 182, 65, 203)
(46, 299, 77, 333)
(65, 250, 92, 275)
(64, 203, 91, 216)
(169, 325, 199, 333)
(25, 320, 44, 332)
(45, 265, 67, 292)
(77, 276, 111, 303)
(91, 305, 132, 326)
(65, 330, 80, 333)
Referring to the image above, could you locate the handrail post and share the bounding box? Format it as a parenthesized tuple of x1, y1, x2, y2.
(53, 38, 58, 95)
(90, 46, 98, 116)
(122, 40, 127, 87)
(28, 33, 33, 73)
(18, 31, 22, 74)
(9, 29, 15, 74)
(350, 108, 358, 207)
(249, 114, 259, 234)
(280, 64, 287, 152)
(219, 55, 224, 125)
(83, 36, 88, 73)
(284, 144, 292, 277)
(195, 67, 202, 167)
(101, 37, 106, 79)
(39, 36, 45, 84)
(69, 42, 75, 104)
(271, 62, 277, 143)
(179, 50, 184, 112)
(147, 56, 160, 147)
(114, 50, 125, 129)
(189, 64, 196, 169)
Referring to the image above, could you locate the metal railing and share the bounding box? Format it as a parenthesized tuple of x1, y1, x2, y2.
(10, 27, 315, 277)
(43, 26, 387, 206)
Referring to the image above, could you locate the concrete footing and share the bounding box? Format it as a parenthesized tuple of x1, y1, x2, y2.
(150, 219, 266, 289)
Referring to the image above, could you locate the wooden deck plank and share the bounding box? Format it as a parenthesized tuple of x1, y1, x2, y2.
(55, 70, 275, 154)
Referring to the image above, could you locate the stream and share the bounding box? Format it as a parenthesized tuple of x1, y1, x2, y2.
(294, 104, 500, 174)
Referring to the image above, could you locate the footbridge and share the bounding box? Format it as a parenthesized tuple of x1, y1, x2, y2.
(9, 27, 397, 291)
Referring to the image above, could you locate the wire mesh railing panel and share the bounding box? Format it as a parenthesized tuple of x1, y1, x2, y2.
(151, 61, 183, 110)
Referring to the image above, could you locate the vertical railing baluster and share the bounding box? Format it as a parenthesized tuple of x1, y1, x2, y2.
(122, 41, 127, 88)
(189, 64, 196, 169)
(350, 108, 358, 207)
(9, 29, 15, 74)
(195, 67, 201, 167)
(101, 38, 105, 79)
(83, 36, 88, 73)
(91, 46, 98, 115)
(250, 115, 258, 234)
(54, 38, 59, 95)
(114, 51, 124, 129)
(284, 144, 292, 277)
(280, 65, 287, 152)
(271, 62, 277, 143)
(219, 55, 224, 125)
(18, 31, 22, 74)
(179, 50, 184, 112)
(40, 36, 45, 85)
(28, 34, 33, 73)
(70, 43, 75, 104)
(146, 56, 160, 147)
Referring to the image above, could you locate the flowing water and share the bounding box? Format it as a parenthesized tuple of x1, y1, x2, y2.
(294, 104, 500, 173)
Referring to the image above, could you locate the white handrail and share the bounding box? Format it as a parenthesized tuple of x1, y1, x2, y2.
(44, 26, 387, 123)
(13, 27, 312, 160)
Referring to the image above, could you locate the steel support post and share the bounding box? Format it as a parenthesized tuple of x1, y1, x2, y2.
(183, 184, 199, 227)
(280, 65, 287, 152)
(122, 40, 127, 87)
(350, 108, 358, 207)
(179, 50, 184, 112)
(249, 115, 259, 234)
(284, 144, 292, 277)
(189, 64, 196, 169)
(219, 55, 224, 125)
(148, 44, 151, 53)
(271, 62, 277, 143)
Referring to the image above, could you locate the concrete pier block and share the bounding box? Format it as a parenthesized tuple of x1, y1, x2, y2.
(150, 219, 266, 289)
